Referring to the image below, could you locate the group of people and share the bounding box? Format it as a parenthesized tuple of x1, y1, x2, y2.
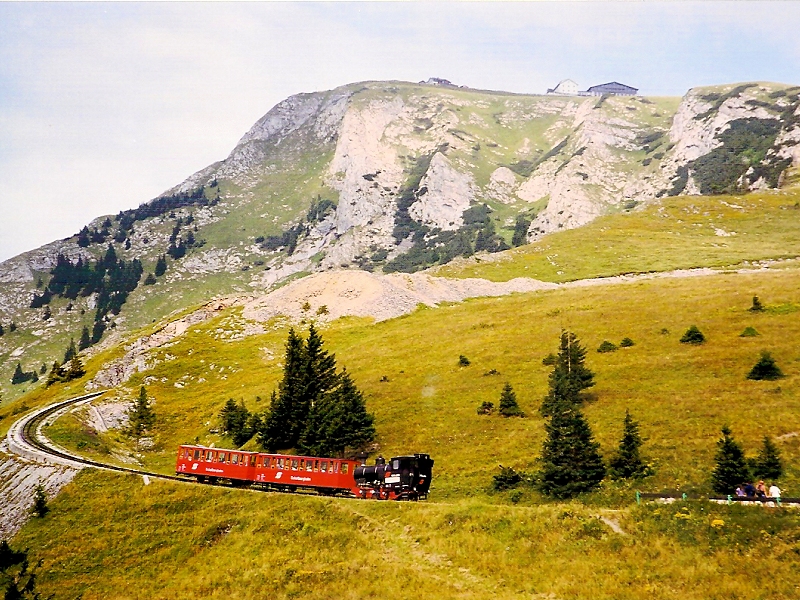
(735, 480, 781, 499)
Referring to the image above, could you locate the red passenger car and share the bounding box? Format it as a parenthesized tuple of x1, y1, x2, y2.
(176, 445, 257, 484)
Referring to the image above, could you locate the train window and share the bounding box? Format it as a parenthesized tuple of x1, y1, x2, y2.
(291, 459, 298, 471)
(341, 463, 349, 475)
(306, 461, 313, 472)
(243, 456, 249, 467)
(206, 451, 214, 462)
(299, 459, 305, 471)
(320, 461, 328, 473)
(313, 460, 319, 472)
(232, 454, 239, 465)
(218, 452, 226, 463)
(278, 458, 284, 469)
(333, 462, 339, 474)
(393, 459, 400, 470)
(193, 449, 201, 460)
(271, 458, 277, 469)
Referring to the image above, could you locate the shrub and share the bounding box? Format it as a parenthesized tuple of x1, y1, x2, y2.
(749, 296, 764, 312)
(31, 483, 49, 518)
(493, 466, 522, 491)
(680, 325, 705, 344)
(477, 401, 494, 415)
(597, 340, 617, 353)
(747, 351, 784, 381)
(740, 326, 760, 337)
(619, 337, 635, 348)
(458, 355, 471, 367)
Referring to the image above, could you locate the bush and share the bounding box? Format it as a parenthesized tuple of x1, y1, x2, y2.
(477, 401, 494, 415)
(458, 355, 471, 367)
(597, 340, 617, 353)
(740, 326, 760, 337)
(619, 337, 635, 348)
(493, 466, 522, 491)
(749, 295, 764, 312)
(680, 325, 705, 344)
(747, 351, 784, 381)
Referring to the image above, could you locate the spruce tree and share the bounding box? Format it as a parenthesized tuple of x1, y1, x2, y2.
(710, 426, 750, 495)
(498, 382, 524, 417)
(63, 338, 77, 363)
(747, 351, 784, 380)
(129, 386, 156, 438)
(46, 361, 64, 387)
(78, 326, 92, 351)
(0, 323, 4, 336)
(31, 483, 48, 518)
(538, 404, 606, 499)
(753, 436, 783, 481)
(609, 409, 652, 479)
(259, 329, 307, 451)
(65, 355, 86, 381)
(540, 330, 595, 417)
(680, 325, 705, 344)
(154, 255, 168, 277)
(310, 368, 375, 457)
(11, 363, 25, 385)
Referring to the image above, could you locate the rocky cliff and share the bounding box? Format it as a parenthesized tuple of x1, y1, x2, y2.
(1, 79, 799, 403)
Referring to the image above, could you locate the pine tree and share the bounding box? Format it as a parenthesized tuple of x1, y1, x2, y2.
(78, 326, 92, 351)
(220, 399, 253, 447)
(63, 338, 77, 363)
(540, 330, 595, 417)
(0, 323, 4, 336)
(308, 368, 375, 457)
(608, 409, 652, 480)
(511, 215, 531, 247)
(747, 351, 784, 380)
(65, 355, 86, 381)
(538, 405, 606, 499)
(498, 383, 524, 417)
(753, 436, 783, 480)
(680, 325, 705, 344)
(154, 255, 168, 277)
(91, 320, 106, 344)
(46, 361, 64, 387)
(31, 483, 48, 518)
(710, 426, 750, 495)
(129, 386, 156, 438)
(259, 329, 307, 451)
(11, 363, 25, 385)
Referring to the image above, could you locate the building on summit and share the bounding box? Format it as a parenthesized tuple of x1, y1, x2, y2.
(546, 79, 639, 97)
(546, 79, 580, 96)
(585, 82, 638, 96)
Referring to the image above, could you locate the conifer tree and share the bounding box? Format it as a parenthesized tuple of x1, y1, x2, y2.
(538, 404, 606, 499)
(680, 325, 705, 344)
(711, 426, 750, 495)
(0, 323, 4, 336)
(78, 326, 92, 351)
(129, 386, 156, 438)
(65, 355, 86, 381)
(540, 330, 595, 417)
(498, 383, 524, 417)
(11, 363, 25, 385)
(747, 351, 784, 380)
(609, 409, 652, 479)
(154, 255, 168, 277)
(753, 436, 783, 481)
(46, 361, 64, 387)
(259, 329, 307, 451)
(63, 338, 77, 363)
(31, 483, 48, 518)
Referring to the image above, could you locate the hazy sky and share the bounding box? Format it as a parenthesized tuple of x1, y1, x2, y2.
(1, 1, 798, 262)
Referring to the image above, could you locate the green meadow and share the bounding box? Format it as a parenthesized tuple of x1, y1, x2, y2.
(5, 187, 800, 597)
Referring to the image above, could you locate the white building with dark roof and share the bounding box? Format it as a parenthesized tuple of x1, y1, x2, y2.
(546, 79, 580, 96)
(584, 82, 638, 96)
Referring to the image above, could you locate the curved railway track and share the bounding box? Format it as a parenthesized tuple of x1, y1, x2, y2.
(7, 391, 188, 484)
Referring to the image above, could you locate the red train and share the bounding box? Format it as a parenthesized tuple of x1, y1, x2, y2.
(175, 445, 434, 500)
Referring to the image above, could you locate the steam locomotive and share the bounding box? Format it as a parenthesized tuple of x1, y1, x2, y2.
(176, 445, 433, 500)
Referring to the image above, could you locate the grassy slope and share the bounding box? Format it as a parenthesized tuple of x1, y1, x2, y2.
(436, 188, 800, 283)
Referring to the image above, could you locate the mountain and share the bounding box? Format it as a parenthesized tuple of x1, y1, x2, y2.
(0, 79, 799, 403)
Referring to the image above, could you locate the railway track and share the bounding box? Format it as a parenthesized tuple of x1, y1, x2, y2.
(6, 391, 188, 484)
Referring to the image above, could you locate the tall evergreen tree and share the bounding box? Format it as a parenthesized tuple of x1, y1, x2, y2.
(63, 338, 77, 363)
(31, 484, 48, 518)
(541, 330, 595, 417)
(538, 404, 606, 499)
(259, 329, 307, 451)
(608, 409, 652, 479)
(711, 426, 750, 495)
(0, 323, 4, 336)
(154, 255, 168, 277)
(753, 436, 783, 480)
(498, 382, 524, 417)
(46, 361, 64, 387)
(78, 326, 92, 351)
(11, 363, 25, 385)
(129, 386, 156, 438)
(65, 355, 85, 381)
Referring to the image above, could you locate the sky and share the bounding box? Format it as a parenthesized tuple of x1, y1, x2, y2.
(1, 1, 799, 263)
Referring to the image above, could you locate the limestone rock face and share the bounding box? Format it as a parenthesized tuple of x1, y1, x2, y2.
(409, 153, 475, 230)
